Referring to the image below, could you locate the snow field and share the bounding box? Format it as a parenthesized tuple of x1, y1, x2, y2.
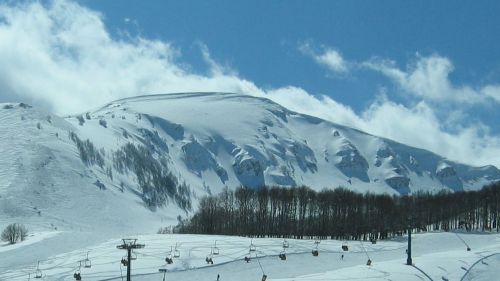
(0, 232, 499, 281)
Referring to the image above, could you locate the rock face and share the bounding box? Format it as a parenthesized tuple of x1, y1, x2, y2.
(436, 163, 457, 178)
(232, 147, 266, 188)
(335, 140, 369, 182)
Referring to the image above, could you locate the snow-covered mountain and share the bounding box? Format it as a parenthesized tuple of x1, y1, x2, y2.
(1, 92, 499, 231)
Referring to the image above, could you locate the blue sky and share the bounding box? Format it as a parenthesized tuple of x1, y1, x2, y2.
(79, 0, 500, 131)
(84, 1, 499, 93)
(0, 0, 500, 167)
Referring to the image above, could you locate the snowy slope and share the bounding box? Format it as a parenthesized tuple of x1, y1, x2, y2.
(0, 102, 183, 233)
(1, 231, 499, 281)
(1, 93, 499, 236)
(1, 94, 500, 280)
(68, 92, 499, 197)
(1, 93, 500, 232)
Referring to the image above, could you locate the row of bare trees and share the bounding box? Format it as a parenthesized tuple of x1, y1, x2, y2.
(177, 182, 500, 239)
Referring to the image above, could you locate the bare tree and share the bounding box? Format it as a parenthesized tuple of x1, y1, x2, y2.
(1, 223, 28, 244)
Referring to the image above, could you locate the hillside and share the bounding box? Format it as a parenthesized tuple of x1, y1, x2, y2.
(71, 92, 500, 197)
(1, 92, 499, 233)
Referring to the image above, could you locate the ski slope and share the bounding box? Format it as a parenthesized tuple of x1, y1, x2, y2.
(1, 232, 499, 281)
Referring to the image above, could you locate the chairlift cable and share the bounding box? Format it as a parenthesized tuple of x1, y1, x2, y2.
(359, 240, 371, 260)
(119, 262, 124, 281)
(255, 251, 266, 276)
(455, 233, 471, 250)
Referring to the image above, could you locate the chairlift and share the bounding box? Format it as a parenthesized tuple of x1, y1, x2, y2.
(205, 256, 214, 264)
(467, 246, 471, 251)
(212, 247, 220, 255)
(366, 259, 372, 266)
(130, 251, 137, 260)
(249, 243, 256, 252)
(174, 243, 180, 258)
(35, 262, 42, 279)
(173, 248, 180, 258)
(73, 269, 82, 281)
(261, 274, 268, 281)
(312, 240, 319, 256)
(165, 256, 173, 264)
(342, 242, 349, 251)
(213, 241, 220, 255)
(84, 252, 92, 268)
(282, 240, 289, 248)
(279, 251, 286, 261)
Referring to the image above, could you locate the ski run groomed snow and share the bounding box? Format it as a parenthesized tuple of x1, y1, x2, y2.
(1, 232, 500, 281)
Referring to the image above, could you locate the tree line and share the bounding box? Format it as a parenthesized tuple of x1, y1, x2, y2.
(177, 181, 500, 240)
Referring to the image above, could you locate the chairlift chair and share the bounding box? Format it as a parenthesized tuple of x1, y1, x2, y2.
(213, 241, 220, 255)
(282, 240, 289, 248)
(84, 252, 92, 268)
(130, 252, 137, 260)
(279, 251, 287, 261)
(366, 259, 372, 266)
(205, 256, 214, 264)
(121, 257, 128, 267)
(173, 248, 180, 258)
(165, 255, 173, 264)
(244, 256, 251, 263)
(73, 271, 82, 281)
(370, 238, 377, 245)
(261, 274, 268, 281)
(212, 247, 220, 255)
(35, 262, 42, 279)
(312, 249, 319, 256)
(342, 242, 349, 251)
(467, 246, 471, 251)
(249, 243, 256, 252)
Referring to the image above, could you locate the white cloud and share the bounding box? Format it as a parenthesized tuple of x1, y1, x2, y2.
(0, 0, 499, 168)
(0, 0, 263, 114)
(481, 85, 500, 103)
(299, 42, 348, 73)
(264, 88, 500, 168)
(364, 55, 496, 105)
